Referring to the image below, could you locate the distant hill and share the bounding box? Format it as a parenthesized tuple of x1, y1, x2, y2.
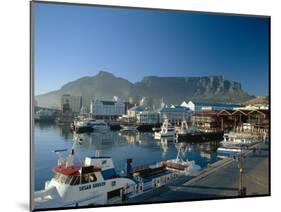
(244, 96, 269, 105)
(35, 71, 254, 109)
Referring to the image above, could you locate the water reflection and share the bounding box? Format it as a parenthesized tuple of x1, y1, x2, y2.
(34, 122, 221, 190)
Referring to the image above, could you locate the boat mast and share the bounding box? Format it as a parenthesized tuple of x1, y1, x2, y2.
(65, 132, 79, 167)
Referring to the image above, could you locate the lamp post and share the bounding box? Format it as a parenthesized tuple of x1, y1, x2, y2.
(238, 148, 246, 196)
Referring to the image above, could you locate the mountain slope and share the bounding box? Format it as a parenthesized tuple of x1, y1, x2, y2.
(35, 71, 253, 109)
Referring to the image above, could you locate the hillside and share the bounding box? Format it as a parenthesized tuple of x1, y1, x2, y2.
(35, 71, 254, 109)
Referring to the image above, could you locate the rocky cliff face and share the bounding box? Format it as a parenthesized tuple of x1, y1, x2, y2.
(35, 71, 253, 109)
(131, 75, 251, 105)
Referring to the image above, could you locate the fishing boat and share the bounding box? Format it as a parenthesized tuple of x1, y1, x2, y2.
(217, 146, 243, 158)
(154, 119, 175, 139)
(33, 133, 136, 209)
(129, 160, 200, 195)
(74, 119, 96, 133)
(33, 134, 201, 209)
(176, 120, 223, 142)
(161, 146, 201, 175)
(92, 120, 110, 131)
(217, 132, 260, 158)
(120, 124, 138, 131)
(129, 145, 201, 195)
(223, 132, 260, 144)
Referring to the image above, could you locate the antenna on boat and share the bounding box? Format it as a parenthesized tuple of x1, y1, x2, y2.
(65, 131, 79, 167)
(175, 143, 187, 163)
(52, 149, 67, 165)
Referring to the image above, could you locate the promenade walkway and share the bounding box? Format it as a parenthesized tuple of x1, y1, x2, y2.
(125, 143, 269, 203)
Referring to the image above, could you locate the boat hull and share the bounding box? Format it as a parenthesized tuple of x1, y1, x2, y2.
(137, 124, 161, 132)
(154, 132, 175, 140)
(76, 126, 93, 133)
(177, 131, 224, 142)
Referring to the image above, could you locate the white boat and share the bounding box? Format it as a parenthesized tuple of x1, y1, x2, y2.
(129, 158, 200, 195)
(92, 120, 110, 131)
(217, 146, 243, 158)
(75, 119, 95, 128)
(217, 147, 242, 153)
(162, 159, 201, 175)
(177, 120, 190, 135)
(223, 132, 260, 144)
(217, 132, 260, 158)
(33, 133, 136, 209)
(33, 132, 203, 209)
(154, 119, 175, 139)
(74, 119, 96, 133)
(162, 144, 201, 175)
(120, 125, 138, 131)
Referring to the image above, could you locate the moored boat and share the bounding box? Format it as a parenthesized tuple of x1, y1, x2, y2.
(74, 119, 96, 133)
(217, 132, 261, 158)
(34, 129, 205, 210)
(120, 124, 138, 131)
(92, 120, 110, 131)
(161, 144, 201, 175)
(154, 119, 175, 139)
(33, 133, 136, 209)
(176, 121, 224, 142)
(129, 156, 200, 196)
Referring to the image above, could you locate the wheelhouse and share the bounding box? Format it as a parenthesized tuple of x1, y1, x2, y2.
(52, 165, 101, 186)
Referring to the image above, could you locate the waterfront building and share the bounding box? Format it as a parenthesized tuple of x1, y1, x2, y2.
(181, 100, 243, 112)
(35, 109, 55, 122)
(61, 94, 82, 113)
(136, 111, 159, 124)
(192, 109, 269, 134)
(192, 111, 221, 130)
(127, 105, 145, 118)
(229, 109, 269, 134)
(159, 106, 192, 124)
(181, 101, 195, 111)
(90, 98, 126, 119)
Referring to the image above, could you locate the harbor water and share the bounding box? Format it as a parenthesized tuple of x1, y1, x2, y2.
(34, 122, 222, 191)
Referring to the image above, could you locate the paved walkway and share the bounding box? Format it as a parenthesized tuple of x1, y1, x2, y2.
(125, 143, 269, 203)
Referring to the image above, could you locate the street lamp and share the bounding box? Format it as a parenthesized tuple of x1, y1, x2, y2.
(237, 146, 246, 196)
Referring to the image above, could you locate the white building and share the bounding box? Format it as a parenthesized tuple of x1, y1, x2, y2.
(136, 111, 159, 124)
(90, 98, 126, 119)
(181, 100, 243, 112)
(127, 105, 145, 118)
(61, 94, 82, 113)
(159, 106, 192, 124)
(181, 101, 195, 111)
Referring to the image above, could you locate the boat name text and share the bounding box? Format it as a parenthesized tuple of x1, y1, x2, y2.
(79, 182, 106, 191)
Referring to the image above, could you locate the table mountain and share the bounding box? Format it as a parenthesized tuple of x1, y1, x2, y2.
(35, 71, 253, 109)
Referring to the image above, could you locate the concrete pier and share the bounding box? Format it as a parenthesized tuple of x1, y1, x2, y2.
(125, 143, 269, 203)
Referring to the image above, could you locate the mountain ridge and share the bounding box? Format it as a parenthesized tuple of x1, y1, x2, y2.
(35, 71, 254, 109)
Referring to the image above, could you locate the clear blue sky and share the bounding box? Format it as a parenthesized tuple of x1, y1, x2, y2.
(34, 2, 269, 96)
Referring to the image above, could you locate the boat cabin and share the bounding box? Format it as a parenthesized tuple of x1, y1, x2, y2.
(52, 164, 101, 186)
(52, 157, 118, 186)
